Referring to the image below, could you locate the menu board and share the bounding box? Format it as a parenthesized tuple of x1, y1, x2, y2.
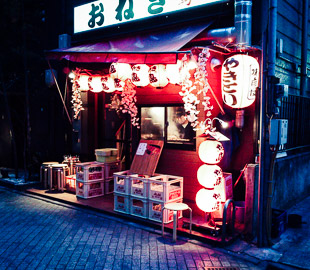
(130, 140, 164, 176)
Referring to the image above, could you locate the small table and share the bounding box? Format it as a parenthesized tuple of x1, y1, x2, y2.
(162, 202, 192, 242)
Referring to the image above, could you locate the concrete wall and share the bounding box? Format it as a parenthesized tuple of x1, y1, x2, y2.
(272, 152, 310, 210)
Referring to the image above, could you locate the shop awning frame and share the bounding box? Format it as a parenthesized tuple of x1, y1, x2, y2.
(46, 23, 212, 64)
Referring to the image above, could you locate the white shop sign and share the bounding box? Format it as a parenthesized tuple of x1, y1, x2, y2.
(74, 0, 226, 33)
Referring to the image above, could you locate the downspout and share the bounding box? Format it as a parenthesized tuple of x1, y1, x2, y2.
(258, 0, 278, 247)
(301, 0, 309, 96)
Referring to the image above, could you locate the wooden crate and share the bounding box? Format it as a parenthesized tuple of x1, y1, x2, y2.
(76, 179, 104, 199)
(130, 197, 148, 219)
(76, 162, 104, 182)
(148, 174, 183, 202)
(148, 199, 183, 223)
(114, 192, 130, 214)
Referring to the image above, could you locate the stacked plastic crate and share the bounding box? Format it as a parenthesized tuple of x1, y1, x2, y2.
(148, 174, 183, 223)
(75, 162, 105, 198)
(113, 171, 183, 223)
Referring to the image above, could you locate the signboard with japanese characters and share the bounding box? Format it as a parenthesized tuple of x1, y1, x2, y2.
(74, 0, 227, 34)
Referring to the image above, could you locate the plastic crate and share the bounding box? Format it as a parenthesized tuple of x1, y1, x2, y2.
(128, 174, 150, 198)
(65, 174, 76, 193)
(114, 192, 130, 214)
(148, 199, 183, 223)
(113, 170, 130, 194)
(148, 174, 183, 202)
(272, 209, 287, 238)
(130, 197, 148, 219)
(104, 161, 121, 179)
(104, 177, 114, 195)
(76, 179, 104, 199)
(76, 162, 104, 182)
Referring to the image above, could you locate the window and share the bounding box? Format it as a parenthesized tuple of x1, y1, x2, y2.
(140, 105, 196, 150)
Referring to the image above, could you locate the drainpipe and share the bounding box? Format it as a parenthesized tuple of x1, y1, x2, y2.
(234, 0, 252, 46)
(301, 0, 308, 96)
(206, 0, 253, 46)
(257, 0, 278, 247)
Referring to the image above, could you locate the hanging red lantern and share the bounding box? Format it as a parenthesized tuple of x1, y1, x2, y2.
(222, 54, 259, 109)
(198, 140, 224, 164)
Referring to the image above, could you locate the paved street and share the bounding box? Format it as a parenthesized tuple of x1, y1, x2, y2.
(0, 186, 266, 270)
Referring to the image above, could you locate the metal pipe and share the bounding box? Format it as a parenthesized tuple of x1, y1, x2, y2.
(206, 27, 236, 43)
(234, 0, 252, 46)
(268, 0, 277, 76)
(301, 0, 308, 96)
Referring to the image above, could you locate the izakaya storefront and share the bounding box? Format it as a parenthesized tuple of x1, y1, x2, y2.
(45, 0, 261, 243)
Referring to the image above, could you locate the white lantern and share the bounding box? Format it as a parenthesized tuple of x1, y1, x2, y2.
(197, 164, 224, 189)
(149, 64, 169, 88)
(88, 76, 103, 93)
(101, 76, 115, 93)
(222, 54, 259, 109)
(77, 74, 89, 91)
(132, 64, 150, 87)
(113, 78, 124, 91)
(196, 188, 221, 213)
(166, 60, 182, 84)
(198, 140, 224, 164)
(109, 63, 132, 81)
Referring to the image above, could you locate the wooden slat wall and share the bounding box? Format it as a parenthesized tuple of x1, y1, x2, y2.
(276, 0, 309, 95)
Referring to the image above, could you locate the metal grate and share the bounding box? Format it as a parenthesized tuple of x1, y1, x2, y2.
(279, 95, 310, 150)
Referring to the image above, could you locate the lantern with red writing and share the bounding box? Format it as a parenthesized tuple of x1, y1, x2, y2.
(132, 64, 150, 87)
(101, 76, 115, 93)
(88, 76, 103, 93)
(110, 63, 132, 81)
(196, 188, 221, 213)
(222, 54, 259, 109)
(197, 164, 223, 189)
(149, 64, 169, 88)
(198, 140, 224, 164)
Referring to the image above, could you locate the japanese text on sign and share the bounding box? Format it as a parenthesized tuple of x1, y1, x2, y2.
(74, 0, 227, 33)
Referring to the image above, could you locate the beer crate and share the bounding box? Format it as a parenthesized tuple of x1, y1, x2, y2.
(76, 179, 104, 199)
(113, 170, 130, 194)
(76, 162, 104, 182)
(148, 174, 183, 202)
(130, 197, 148, 219)
(148, 199, 183, 223)
(114, 192, 130, 214)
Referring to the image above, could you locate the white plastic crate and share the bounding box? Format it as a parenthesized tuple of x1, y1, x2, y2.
(113, 170, 130, 194)
(148, 199, 183, 223)
(65, 174, 76, 193)
(114, 192, 130, 214)
(76, 179, 104, 199)
(104, 177, 114, 195)
(76, 162, 104, 182)
(130, 197, 148, 219)
(148, 175, 183, 202)
(104, 161, 121, 179)
(128, 174, 150, 198)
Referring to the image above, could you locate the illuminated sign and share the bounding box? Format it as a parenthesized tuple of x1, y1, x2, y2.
(74, 0, 227, 34)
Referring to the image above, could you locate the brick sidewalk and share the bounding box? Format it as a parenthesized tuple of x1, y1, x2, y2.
(0, 186, 266, 270)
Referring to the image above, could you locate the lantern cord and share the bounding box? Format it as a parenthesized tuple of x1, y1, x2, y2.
(234, 164, 248, 188)
(47, 60, 72, 125)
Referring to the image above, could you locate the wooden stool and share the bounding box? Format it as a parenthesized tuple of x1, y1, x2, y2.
(40, 162, 59, 189)
(162, 202, 192, 242)
(48, 164, 69, 192)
